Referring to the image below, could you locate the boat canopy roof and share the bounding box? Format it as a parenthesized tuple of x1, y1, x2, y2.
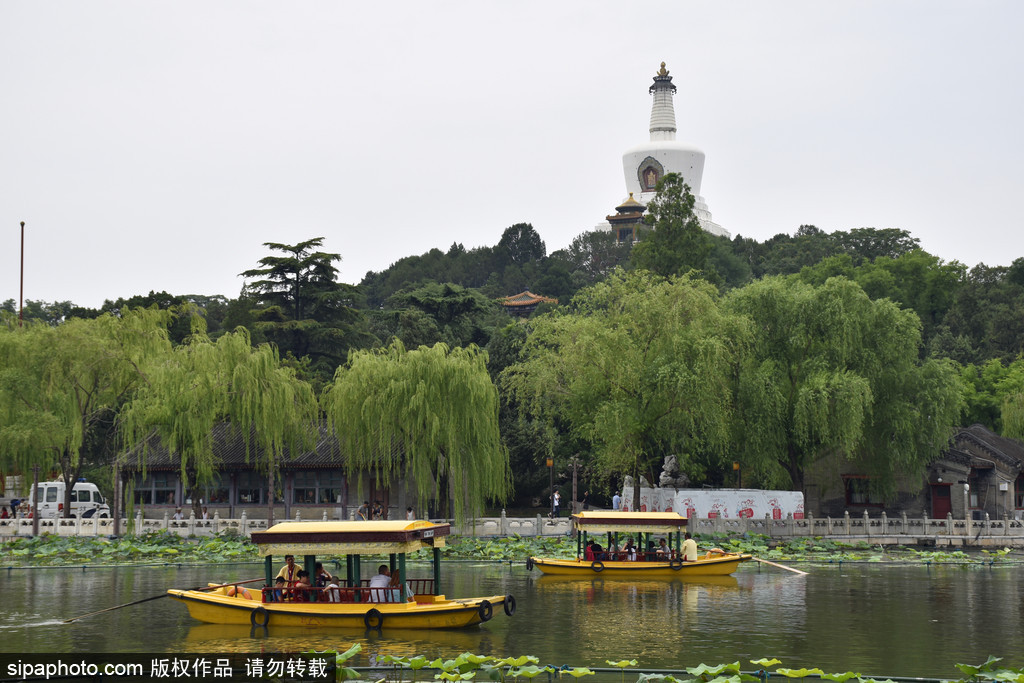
(250, 520, 449, 556)
(572, 511, 687, 534)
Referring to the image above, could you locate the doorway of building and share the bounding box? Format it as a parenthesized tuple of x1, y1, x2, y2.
(931, 484, 952, 518)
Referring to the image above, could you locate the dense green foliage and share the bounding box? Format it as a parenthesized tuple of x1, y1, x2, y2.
(322, 341, 511, 522)
(240, 238, 373, 384)
(118, 326, 320, 519)
(6, 200, 1024, 510)
(726, 276, 964, 492)
(504, 270, 746, 505)
(0, 308, 175, 515)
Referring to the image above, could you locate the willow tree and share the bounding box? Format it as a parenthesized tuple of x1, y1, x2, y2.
(502, 269, 749, 508)
(322, 341, 510, 523)
(726, 275, 964, 493)
(0, 308, 173, 517)
(119, 327, 318, 520)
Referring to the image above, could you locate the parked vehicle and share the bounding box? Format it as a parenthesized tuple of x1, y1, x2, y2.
(34, 480, 111, 519)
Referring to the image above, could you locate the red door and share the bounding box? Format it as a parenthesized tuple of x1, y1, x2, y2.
(931, 484, 952, 518)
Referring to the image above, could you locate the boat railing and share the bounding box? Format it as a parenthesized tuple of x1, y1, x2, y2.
(588, 551, 677, 562)
(260, 578, 435, 604)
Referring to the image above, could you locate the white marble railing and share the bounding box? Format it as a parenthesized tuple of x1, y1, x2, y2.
(2, 510, 1023, 540)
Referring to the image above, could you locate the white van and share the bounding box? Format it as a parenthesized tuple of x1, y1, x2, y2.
(34, 480, 111, 519)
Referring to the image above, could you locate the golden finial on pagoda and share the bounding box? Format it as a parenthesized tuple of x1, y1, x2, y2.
(657, 62, 669, 77)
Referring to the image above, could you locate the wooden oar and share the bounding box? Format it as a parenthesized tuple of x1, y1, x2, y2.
(752, 557, 808, 576)
(63, 577, 264, 623)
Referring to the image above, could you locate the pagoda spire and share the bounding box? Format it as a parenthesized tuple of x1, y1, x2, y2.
(648, 61, 677, 142)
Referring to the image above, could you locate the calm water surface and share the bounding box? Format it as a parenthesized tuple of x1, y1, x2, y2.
(1, 561, 1021, 678)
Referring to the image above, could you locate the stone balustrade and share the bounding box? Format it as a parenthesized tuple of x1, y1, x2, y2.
(2, 510, 1023, 546)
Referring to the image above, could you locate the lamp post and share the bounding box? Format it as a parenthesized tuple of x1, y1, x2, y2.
(547, 457, 554, 516)
(19, 221, 25, 327)
(732, 461, 741, 488)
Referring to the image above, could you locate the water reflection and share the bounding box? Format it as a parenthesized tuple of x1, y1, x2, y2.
(181, 623, 497, 659)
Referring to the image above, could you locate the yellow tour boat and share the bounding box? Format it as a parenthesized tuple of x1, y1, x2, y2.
(527, 511, 751, 578)
(168, 520, 514, 630)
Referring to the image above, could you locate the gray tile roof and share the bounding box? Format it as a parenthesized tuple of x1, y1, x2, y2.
(120, 422, 400, 472)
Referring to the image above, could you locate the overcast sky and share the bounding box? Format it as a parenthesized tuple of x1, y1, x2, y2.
(2, 2, 1022, 309)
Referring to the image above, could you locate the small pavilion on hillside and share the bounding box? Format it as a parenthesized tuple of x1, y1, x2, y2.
(498, 291, 558, 317)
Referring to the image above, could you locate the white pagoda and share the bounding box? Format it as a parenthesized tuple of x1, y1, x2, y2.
(614, 62, 728, 239)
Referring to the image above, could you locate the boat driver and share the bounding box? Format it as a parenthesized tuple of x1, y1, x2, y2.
(682, 532, 699, 562)
(276, 554, 298, 585)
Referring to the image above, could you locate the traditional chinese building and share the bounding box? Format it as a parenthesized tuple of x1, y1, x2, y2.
(606, 192, 648, 244)
(498, 291, 558, 317)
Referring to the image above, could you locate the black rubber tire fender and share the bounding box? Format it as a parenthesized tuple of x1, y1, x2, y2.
(250, 606, 270, 628)
(503, 594, 516, 617)
(669, 558, 684, 571)
(591, 560, 604, 573)
(478, 599, 493, 622)
(363, 608, 384, 631)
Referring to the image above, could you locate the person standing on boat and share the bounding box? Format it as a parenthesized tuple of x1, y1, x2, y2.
(682, 532, 699, 562)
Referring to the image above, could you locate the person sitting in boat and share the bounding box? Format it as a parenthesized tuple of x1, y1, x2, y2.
(369, 564, 398, 602)
(276, 555, 298, 586)
(267, 576, 287, 602)
(584, 540, 595, 561)
(682, 532, 699, 562)
(622, 537, 637, 561)
(314, 562, 331, 588)
(322, 575, 341, 603)
(655, 538, 670, 557)
(292, 570, 313, 602)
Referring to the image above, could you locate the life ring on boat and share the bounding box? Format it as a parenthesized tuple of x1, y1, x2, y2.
(503, 594, 516, 617)
(669, 558, 684, 571)
(477, 599, 493, 622)
(250, 606, 270, 628)
(590, 560, 604, 573)
(239, 588, 252, 600)
(363, 608, 384, 631)
(525, 557, 534, 571)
